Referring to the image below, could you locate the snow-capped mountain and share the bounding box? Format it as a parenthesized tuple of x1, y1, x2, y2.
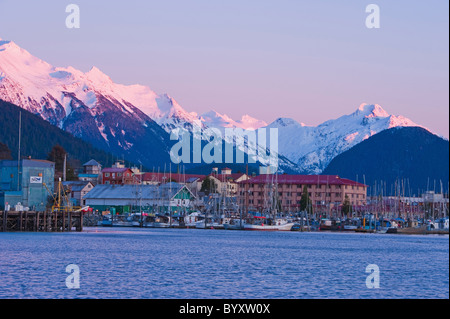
(200, 110, 267, 134)
(0, 38, 174, 167)
(0, 38, 430, 173)
(265, 103, 429, 174)
(0, 38, 271, 169)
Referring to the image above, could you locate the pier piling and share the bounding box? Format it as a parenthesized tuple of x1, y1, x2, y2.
(0, 211, 84, 232)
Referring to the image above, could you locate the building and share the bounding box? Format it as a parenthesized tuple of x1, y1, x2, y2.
(238, 174, 367, 213)
(62, 181, 94, 206)
(210, 168, 249, 196)
(0, 159, 55, 211)
(141, 168, 249, 197)
(78, 159, 102, 184)
(101, 161, 140, 185)
(84, 182, 196, 214)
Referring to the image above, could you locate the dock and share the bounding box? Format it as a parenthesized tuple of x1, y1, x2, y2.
(0, 211, 84, 232)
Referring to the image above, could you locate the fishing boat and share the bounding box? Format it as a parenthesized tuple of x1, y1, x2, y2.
(342, 218, 360, 231)
(152, 214, 171, 228)
(243, 216, 294, 231)
(99, 213, 134, 227)
(319, 218, 341, 231)
(223, 218, 244, 230)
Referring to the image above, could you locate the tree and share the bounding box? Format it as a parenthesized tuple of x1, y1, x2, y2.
(200, 176, 218, 195)
(47, 144, 77, 181)
(300, 185, 313, 214)
(342, 195, 352, 217)
(0, 142, 12, 160)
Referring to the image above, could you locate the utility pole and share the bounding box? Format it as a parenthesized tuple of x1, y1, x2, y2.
(17, 111, 21, 191)
(63, 153, 67, 182)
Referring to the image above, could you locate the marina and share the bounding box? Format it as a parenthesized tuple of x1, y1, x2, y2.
(90, 210, 449, 235)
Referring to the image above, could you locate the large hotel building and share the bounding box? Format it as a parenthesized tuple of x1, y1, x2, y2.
(238, 175, 367, 213)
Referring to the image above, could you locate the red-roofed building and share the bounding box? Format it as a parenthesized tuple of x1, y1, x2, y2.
(238, 174, 367, 213)
(102, 167, 138, 185)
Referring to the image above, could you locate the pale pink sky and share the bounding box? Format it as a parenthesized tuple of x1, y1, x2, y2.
(0, 0, 448, 137)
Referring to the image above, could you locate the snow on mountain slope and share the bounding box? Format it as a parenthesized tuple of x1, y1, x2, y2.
(0, 39, 173, 167)
(0, 38, 431, 173)
(0, 39, 265, 134)
(266, 103, 429, 173)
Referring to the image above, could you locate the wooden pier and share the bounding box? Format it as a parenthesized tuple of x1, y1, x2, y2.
(0, 211, 84, 232)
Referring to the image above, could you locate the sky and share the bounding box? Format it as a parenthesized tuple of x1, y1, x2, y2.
(0, 0, 448, 138)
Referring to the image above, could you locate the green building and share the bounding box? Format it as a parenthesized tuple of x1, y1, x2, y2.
(84, 182, 196, 214)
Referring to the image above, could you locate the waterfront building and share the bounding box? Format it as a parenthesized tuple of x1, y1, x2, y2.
(0, 159, 55, 211)
(84, 182, 196, 214)
(238, 174, 367, 213)
(78, 159, 102, 184)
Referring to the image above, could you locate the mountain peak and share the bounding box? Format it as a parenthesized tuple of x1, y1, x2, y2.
(270, 117, 302, 128)
(86, 66, 112, 84)
(357, 103, 390, 118)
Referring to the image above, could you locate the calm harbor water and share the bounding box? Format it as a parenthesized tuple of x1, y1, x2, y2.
(0, 228, 448, 299)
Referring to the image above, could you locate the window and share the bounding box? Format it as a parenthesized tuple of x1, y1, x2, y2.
(105, 173, 110, 177)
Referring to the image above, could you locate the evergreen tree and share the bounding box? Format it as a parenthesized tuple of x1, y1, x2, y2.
(300, 185, 313, 213)
(47, 144, 77, 181)
(0, 142, 12, 160)
(200, 176, 218, 195)
(342, 195, 352, 217)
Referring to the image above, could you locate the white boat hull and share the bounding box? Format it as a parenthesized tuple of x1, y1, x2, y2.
(243, 222, 295, 231)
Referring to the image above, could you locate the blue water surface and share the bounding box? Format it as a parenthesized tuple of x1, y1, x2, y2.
(0, 228, 448, 299)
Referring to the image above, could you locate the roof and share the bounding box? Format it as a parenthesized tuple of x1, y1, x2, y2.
(102, 167, 131, 173)
(83, 159, 101, 167)
(239, 174, 367, 187)
(78, 174, 99, 178)
(142, 172, 206, 183)
(84, 183, 194, 200)
(62, 181, 93, 192)
(1, 159, 54, 168)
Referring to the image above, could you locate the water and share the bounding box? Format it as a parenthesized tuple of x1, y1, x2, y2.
(0, 228, 448, 299)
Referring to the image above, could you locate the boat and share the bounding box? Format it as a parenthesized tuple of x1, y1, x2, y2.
(184, 212, 203, 228)
(223, 218, 244, 230)
(152, 214, 171, 228)
(99, 213, 134, 227)
(195, 217, 215, 229)
(342, 218, 360, 231)
(242, 216, 294, 231)
(319, 218, 341, 231)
